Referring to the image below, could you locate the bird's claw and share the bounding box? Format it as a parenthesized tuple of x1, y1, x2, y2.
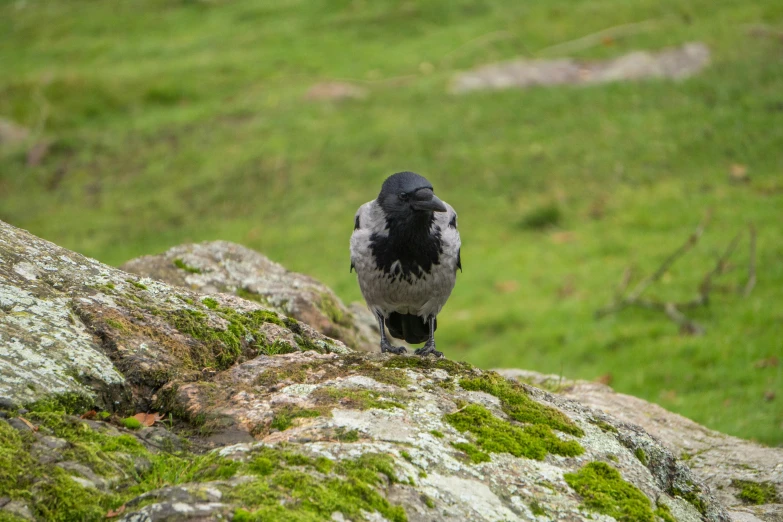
(381, 341, 407, 355)
(414, 344, 443, 358)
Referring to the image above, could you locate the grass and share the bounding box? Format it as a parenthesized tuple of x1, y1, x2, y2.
(1, 0, 782, 445)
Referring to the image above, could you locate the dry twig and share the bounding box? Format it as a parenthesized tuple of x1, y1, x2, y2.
(596, 213, 756, 335)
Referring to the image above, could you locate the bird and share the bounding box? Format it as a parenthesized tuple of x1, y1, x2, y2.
(350, 171, 461, 357)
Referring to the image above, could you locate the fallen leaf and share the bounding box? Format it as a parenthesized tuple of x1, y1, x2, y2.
(595, 373, 613, 385)
(80, 410, 97, 420)
(660, 389, 678, 401)
(729, 163, 749, 182)
(764, 390, 776, 402)
(550, 231, 576, 244)
(105, 504, 126, 518)
(557, 276, 576, 299)
(133, 412, 164, 427)
(601, 35, 615, 46)
(18, 417, 38, 431)
(494, 280, 518, 293)
(754, 356, 779, 369)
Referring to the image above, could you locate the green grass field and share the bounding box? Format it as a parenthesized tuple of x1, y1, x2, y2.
(2, 0, 781, 445)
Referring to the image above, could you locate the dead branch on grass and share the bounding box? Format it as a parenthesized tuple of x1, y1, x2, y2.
(596, 213, 757, 335)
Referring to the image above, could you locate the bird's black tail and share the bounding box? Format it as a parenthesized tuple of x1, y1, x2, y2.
(385, 312, 436, 344)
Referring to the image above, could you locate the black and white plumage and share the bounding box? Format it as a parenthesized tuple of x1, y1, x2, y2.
(350, 171, 461, 357)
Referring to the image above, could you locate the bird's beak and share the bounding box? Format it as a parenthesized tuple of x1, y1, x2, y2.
(411, 192, 447, 212)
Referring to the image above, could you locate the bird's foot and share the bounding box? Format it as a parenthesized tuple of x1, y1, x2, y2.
(380, 340, 407, 355)
(414, 343, 443, 358)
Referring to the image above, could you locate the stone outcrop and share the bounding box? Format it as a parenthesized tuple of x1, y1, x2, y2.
(451, 43, 710, 93)
(121, 241, 380, 353)
(0, 219, 767, 522)
(498, 369, 783, 522)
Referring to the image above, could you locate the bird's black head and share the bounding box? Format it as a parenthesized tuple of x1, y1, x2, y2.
(377, 171, 447, 218)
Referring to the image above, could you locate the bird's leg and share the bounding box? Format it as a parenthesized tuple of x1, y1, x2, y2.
(414, 315, 443, 357)
(375, 310, 407, 354)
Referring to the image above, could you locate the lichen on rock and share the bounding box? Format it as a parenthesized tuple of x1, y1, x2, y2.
(0, 220, 739, 521)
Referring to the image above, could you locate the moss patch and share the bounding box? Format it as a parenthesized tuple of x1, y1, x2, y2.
(383, 355, 473, 375)
(121, 417, 143, 430)
(655, 503, 676, 522)
(564, 462, 656, 522)
(732, 479, 779, 505)
(26, 392, 94, 415)
(459, 373, 584, 436)
(270, 406, 321, 431)
(173, 258, 202, 274)
(312, 386, 407, 410)
(125, 279, 147, 290)
(231, 450, 406, 522)
(634, 448, 648, 466)
(430, 430, 444, 438)
(592, 419, 618, 434)
(445, 404, 583, 461)
(451, 442, 491, 464)
(1, 413, 407, 522)
(671, 486, 707, 515)
(166, 306, 292, 370)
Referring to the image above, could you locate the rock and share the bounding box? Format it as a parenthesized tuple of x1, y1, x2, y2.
(121, 240, 379, 352)
(0, 220, 347, 411)
(0, 118, 29, 148)
(498, 369, 783, 521)
(0, 219, 740, 521)
(452, 42, 710, 93)
(305, 82, 368, 101)
(1, 499, 35, 521)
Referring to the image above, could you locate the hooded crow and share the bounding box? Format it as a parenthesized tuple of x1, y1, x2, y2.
(350, 171, 461, 357)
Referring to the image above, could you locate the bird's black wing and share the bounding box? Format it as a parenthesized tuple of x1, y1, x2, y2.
(457, 248, 461, 272)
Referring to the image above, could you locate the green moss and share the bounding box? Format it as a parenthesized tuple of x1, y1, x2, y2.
(731, 479, 779, 505)
(232, 451, 406, 522)
(317, 292, 352, 327)
(340, 355, 411, 387)
(445, 404, 583, 461)
(201, 297, 219, 309)
(97, 411, 111, 420)
(125, 279, 147, 290)
(335, 428, 360, 442)
(635, 448, 648, 466)
(451, 442, 491, 464)
(0, 420, 36, 499)
(270, 406, 320, 431)
(121, 417, 143, 430)
(429, 429, 444, 438)
(26, 392, 94, 415)
(564, 462, 656, 522)
(593, 420, 618, 434)
(423, 495, 435, 508)
(34, 468, 111, 521)
(173, 258, 202, 274)
(236, 287, 267, 304)
(459, 373, 584, 437)
(383, 355, 472, 375)
(530, 500, 546, 516)
(166, 305, 292, 370)
(655, 503, 677, 522)
(104, 318, 127, 331)
(670, 487, 707, 515)
(312, 386, 406, 410)
(400, 450, 412, 462)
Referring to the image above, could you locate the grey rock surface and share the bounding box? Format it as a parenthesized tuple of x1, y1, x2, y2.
(452, 42, 710, 93)
(0, 219, 754, 522)
(498, 369, 783, 522)
(121, 241, 380, 352)
(0, 220, 347, 410)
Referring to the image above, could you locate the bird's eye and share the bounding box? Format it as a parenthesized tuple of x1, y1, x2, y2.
(399, 192, 409, 201)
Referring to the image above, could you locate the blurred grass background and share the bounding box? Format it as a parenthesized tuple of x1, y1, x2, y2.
(1, 0, 781, 445)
